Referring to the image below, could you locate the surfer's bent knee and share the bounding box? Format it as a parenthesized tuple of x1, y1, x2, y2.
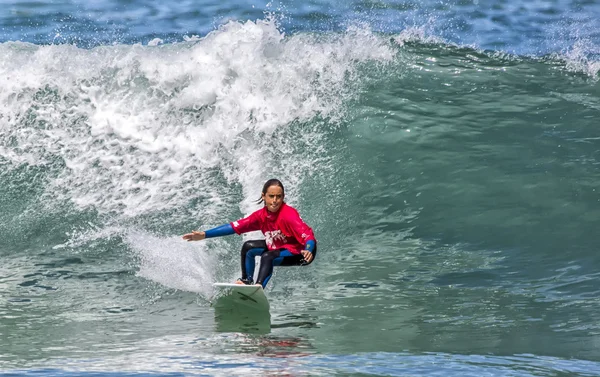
(241, 240, 267, 255)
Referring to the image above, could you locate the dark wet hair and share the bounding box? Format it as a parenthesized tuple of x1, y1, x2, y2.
(256, 179, 285, 204)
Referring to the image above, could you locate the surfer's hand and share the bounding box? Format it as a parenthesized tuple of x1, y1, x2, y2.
(183, 231, 206, 242)
(301, 249, 313, 263)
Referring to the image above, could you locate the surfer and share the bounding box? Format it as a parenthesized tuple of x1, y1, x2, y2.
(182, 179, 317, 288)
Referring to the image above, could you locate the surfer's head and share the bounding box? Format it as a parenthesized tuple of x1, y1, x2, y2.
(258, 179, 285, 212)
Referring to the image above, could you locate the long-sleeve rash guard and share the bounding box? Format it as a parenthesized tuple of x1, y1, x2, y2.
(230, 203, 316, 255)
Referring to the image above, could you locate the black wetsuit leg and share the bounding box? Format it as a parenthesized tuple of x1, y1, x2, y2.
(240, 240, 268, 283)
(255, 242, 317, 287)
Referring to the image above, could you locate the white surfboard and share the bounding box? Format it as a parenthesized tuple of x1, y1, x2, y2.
(213, 283, 270, 312)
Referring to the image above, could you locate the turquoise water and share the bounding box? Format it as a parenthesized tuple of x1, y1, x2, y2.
(1, 1, 600, 376)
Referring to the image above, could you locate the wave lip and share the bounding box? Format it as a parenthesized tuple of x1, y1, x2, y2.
(0, 19, 394, 220)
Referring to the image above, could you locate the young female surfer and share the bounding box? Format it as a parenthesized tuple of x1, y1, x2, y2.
(182, 179, 317, 288)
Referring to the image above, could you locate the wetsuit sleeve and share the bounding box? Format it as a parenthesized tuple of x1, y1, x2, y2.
(230, 209, 262, 235)
(204, 224, 235, 238)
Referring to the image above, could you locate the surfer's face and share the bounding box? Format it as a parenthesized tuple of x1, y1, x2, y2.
(262, 185, 284, 213)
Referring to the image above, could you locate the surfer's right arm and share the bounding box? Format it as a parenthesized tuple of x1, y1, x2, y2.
(183, 223, 235, 242)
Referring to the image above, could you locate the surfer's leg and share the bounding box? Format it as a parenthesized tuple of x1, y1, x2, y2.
(240, 240, 268, 283)
(255, 243, 319, 287)
(279, 242, 318, 267)
(253, 248, 303, 287)
(255, 250, 281, 288)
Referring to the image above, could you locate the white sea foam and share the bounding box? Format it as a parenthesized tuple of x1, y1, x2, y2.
(124, 230, 219, 297)
(561, 39, 600, 79)
(0, 19, 393, 222)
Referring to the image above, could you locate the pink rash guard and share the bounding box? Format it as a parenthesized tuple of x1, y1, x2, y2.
(230, 202, 316, 255)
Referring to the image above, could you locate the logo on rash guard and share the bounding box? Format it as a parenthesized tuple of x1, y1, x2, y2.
(265, 230, 287, 248)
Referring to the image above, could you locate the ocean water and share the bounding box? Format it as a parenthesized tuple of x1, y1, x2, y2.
(1, 0, 600, 376)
